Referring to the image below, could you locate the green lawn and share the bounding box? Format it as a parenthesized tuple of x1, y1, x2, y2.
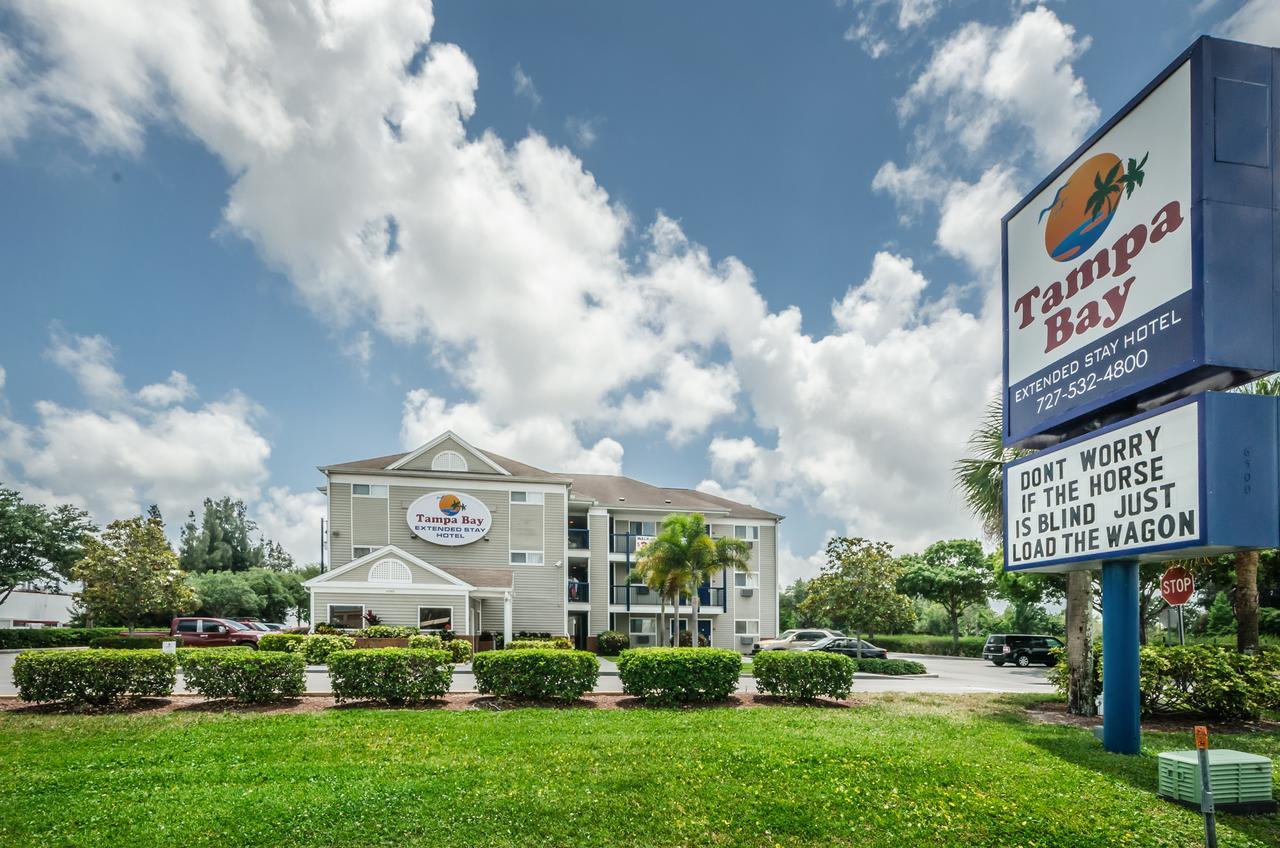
(2, 695, 1277, 847)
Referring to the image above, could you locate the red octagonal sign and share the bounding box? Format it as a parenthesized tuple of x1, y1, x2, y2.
(1160, 566, 1195, 606)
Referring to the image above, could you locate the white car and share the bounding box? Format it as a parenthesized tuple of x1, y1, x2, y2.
(752, 628, 844, 654)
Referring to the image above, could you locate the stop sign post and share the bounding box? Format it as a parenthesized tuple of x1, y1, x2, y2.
(1161, 566, 1195, 645)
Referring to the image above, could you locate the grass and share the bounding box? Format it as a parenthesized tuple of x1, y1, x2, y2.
(1, 694, 1277, 847)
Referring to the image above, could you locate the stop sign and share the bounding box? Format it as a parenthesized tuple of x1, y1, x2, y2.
(1160, 566, 1195, 606)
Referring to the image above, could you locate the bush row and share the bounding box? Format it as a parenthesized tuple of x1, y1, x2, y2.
(1047, 644, 1280, 721)
(89, 636, 167, 650)
(0, 627, 126, 649)
(854, 657, 927, 675)
(258, 633, 307, 653)
(180, 649, 305, 703)
(753, 651, 854, 701)
(13, 650, 177, 705)
(329, 649, 454, 705)
(617, 648, 741, 704)
(505, 638, 572, 651)
(868, 635, 986, 657)
(409, 634, 473, 663)
(596, 630, 630, 655)
(473, 649, 598, 700)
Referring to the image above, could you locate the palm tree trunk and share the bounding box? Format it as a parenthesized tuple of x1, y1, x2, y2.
(659, 596, 667, 648)
(690, 589, 700, 647)
(1065, 570, 1095, 716)
(1236, 550, 1260, 654)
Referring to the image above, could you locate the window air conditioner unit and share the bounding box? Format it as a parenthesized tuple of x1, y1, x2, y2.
(739, 588, 754, 598)
(637, 586, 651, 596)
(738, 635, 756, 645)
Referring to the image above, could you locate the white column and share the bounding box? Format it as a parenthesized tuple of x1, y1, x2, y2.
(503, 591, 513, 645)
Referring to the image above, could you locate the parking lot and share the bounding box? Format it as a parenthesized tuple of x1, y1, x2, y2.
(0, 650, 1052, 697)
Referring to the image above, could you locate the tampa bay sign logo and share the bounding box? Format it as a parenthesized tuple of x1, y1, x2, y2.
(406, 491, 491, 546)
(1013, 150, 1184, 354)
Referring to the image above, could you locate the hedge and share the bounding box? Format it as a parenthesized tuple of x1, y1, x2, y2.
(302, 634, 355, 665)
(869, 635, 986, 657)
(180, 649, 305, 703)
(597, 630, 629, 655)
(506, 638, 572, 651)
(472, 649, 598, 701)
(617, 648, 742, 704)
(0, 627, 124, 649)
(855, 657, 927, 675)
(89, 636, 166, 650)
(753, 651, 855, 701)
(407, 634, 443, 650)
(13, 649, 176, 705)
(358, 625, 418, 639)
(258, 633, 306, 653)
(328, 649, 454, 705)
(1047, 644, 1280, 721)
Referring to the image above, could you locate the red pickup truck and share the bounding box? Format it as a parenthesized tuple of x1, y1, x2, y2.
(170, 617, 261, 648)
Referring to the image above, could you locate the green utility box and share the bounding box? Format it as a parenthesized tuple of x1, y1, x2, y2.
(1157, 749, 1277, 814)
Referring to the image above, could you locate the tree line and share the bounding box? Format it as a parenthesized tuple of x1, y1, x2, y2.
(0, 486, 315, 631)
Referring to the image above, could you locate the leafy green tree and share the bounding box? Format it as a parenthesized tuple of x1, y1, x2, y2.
(189, 570, 262, 619)
(0, 486, 95, 603)
(179, 497, 265, 573)
(799, 537, 916, 654)
(261, 541, 295, 572)
(898, 539, 993, 653)
(73, 515, 196, 632)
(780, 578, 829, 630)
(1205, 591, 1236, 636)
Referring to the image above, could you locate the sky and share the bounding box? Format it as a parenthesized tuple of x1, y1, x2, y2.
(0, 0, 1276, 581)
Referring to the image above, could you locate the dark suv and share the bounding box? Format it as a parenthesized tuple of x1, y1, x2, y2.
(983, 634, 1063, 667)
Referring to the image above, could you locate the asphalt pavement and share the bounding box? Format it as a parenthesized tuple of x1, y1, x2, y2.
(0, 650, 1052, 697)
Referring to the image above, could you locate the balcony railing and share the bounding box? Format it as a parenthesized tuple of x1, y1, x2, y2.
(567, 579, 589, 604)
(568, 528, 590, 550)
(609, 584, 725, 609)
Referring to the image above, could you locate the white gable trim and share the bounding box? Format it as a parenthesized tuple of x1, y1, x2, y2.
(387, 430, 510, 475)
(303, 544, 474, 590)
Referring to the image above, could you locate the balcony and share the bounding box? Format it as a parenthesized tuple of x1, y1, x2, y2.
(609, 583, 725, 609)
(566, 579, 589, 604)
(568, 528, 590, 551)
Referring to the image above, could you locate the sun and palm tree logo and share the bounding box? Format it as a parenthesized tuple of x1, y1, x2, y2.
(438, 494, 466, 516)
(1038, 151, 1148, 262)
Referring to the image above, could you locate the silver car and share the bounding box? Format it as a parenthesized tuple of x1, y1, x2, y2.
(752, 628, 845, 654)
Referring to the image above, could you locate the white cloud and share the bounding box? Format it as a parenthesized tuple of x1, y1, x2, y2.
(254, 486, 325, 566)
(778, 542, 830, 584)
(900, 6, 1098, 165)
(46, 331, 129, 407)
(935, 166, 1021, 273)
(137, 371, 196, 407)
(565, 114, 601, 149)
(513, 63, 541, 106)
(1220, 0, 1280, 44)
(842, 0, 942, 58)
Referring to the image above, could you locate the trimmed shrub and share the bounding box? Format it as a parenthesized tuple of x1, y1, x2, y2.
(472, 649, 598, 701)
(617, 648, 742, 704)
(506, 638, 572, 651)
(180, 649, 305, 703)
(677, 632, 710, 648)
(302, 634, 356, 665)
(359, 625, 418, 639)
(89, 636, 166, 650)
(328, 649, 453, 704)
(13, 649, 176, 705)
(854, 657, 927, 675)
(445, 639, 473, 663)
(869, 635, 985, 657)
(597, 630, 629, 655)
(753, 651, 855, 700)
(258, 633, 306, 653)
(0, 627, 125, 649)
(1139, 645, 1280, 720)
(407, 634, 444, 651)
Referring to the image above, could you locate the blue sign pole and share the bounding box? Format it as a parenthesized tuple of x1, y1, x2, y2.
(1102, 559, 1141, 754)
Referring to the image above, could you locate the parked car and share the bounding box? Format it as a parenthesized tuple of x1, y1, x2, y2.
(171, 617, 262, 648)
(236, 620, 286, 632)
(805, 636, 888, 660)
(983, 633, 1063, 667)
(752, 628, 844, 654)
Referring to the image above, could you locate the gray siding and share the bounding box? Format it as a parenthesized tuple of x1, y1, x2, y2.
(510, 502, 544, 550)
(312, 591, 464, 631)
(398, 437, 493, 474)
(351, 495, 389, 546)
(339, 556, 459, 586)
(329, 482, 352, 568)
(389, 485, 511, 567)
(759, 525, 778, 639)
(587, 513, 609, 635)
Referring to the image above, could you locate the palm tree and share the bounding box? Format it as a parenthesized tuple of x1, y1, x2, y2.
(953, 395, 1096, 716)
(692, 533, 753, 645)
(636, 514, 715, 646)
(630, 553, 688, 647)
(1118, 152, 1148, 199)
(1085, 161, 1123, 221)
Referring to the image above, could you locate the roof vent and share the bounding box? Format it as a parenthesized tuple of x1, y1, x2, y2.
(664, 499, 672, 504)
(618, 497, 626, 501)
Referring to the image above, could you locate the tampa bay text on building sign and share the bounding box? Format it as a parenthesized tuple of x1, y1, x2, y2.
(1005, 402, 1200, 570)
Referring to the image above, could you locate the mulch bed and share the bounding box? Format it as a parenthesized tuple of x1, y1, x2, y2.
(1025, 700, 1280, 734)
(0, 692, 862, 715)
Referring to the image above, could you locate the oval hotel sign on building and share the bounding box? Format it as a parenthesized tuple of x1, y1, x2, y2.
(1002, 37, 1280, 448)
(407, 491, 492, 546)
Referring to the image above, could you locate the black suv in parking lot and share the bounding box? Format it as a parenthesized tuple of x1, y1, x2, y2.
(983, 634, 1063, 667)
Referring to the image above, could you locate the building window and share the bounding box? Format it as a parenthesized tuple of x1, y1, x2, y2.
(419, 607, 452, 632)
(510, 551, 544, 565)
(353, 484, 388, 497)
(510, 491, 544, 504)
(328, 605, 364, 630)
(734, 571, 758, 589)
(735, 620, 759, 636)
(431, 450, 468, 472)
(369, 559, 412, 583)
(616, 519, 657, 536)
(352, 546, 374, 559)
(629, 617, 656, 635)
(734, 525, 759, 541)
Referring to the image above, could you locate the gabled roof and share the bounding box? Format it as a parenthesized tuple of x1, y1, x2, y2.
(321, 434, 567, 482)
(304, 545, 515, 591)
(387, 431, 510, 475)
(564, 473, 782, 520)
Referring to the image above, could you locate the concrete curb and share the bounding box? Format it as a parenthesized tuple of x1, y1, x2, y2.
(0, 646, 88, 655)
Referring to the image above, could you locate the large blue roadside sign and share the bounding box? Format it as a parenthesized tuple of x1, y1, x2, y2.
(1002, 37, 1280, 448)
